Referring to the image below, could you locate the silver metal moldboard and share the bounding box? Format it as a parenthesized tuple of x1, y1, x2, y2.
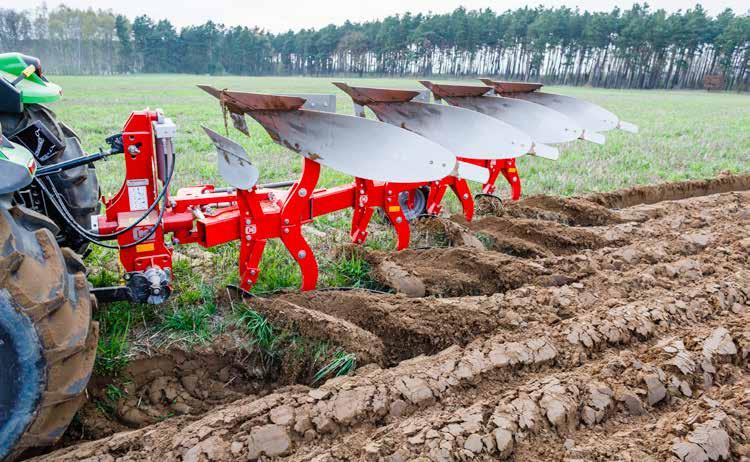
(203, 126, 260, 190)
(247, 109, 457, 183)
(367, 101, 533, 160)
(412, 90, 431, 103)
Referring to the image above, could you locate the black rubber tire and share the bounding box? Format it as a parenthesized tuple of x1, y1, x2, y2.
(0, 203, 97, 462)
(1, 104, 100, 254)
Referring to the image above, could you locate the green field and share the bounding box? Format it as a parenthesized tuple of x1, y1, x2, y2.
(48, 75, 750, 375)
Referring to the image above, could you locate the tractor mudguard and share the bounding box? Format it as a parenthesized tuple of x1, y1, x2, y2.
(0, 137, 35, 195)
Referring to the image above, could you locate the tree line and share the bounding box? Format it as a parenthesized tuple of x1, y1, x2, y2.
(0, 4, 748, 90)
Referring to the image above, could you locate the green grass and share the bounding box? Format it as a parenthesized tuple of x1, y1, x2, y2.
(48, 74, 748, 375)
(234, 304, 358, 382)
(94, 300, 157, 375)
(236, 308, 275, 351)
(313, 351, 358, 384)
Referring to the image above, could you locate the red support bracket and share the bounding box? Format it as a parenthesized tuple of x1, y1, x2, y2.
(499, 158, 522, 201)
(350, 180, 414, 250)
(279, 158, 320, 291)
(461, 158, 523, 201)
(425, 176, 474, 221)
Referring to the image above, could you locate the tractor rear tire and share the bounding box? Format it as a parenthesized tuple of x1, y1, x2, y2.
(1, 104, 101, 254)
(0, 203, 97, 462)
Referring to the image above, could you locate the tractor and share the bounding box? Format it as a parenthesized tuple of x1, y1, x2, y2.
(0, 53, 98, 461)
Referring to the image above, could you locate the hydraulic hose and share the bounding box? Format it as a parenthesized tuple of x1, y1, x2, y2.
(34, 148, 176, 249)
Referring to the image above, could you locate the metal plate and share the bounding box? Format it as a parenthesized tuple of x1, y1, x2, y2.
(419, 81, 492, 98)
(438, 95, 583, 145)
(510, 92, 619, 134)
(412, 90, 432, 103)
(202, 127, 259, 190)
(530, 142, 560, 160)
(332, 82, 420, 104)
(455, 161, 490, 183)
(581, 131, 606, 145)
(368, 101, 533, 160)
(283, 94, 337, 113)
(198, 85, 307, 111)
(479, 78, 544, 94)
(248, 110, 456, 183)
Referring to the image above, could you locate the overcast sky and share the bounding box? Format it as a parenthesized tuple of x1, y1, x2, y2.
(4, 1, 747, 32)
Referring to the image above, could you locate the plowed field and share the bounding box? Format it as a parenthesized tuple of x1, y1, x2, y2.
(32, 173, 750, 462)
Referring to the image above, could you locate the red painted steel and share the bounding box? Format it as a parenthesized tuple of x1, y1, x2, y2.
(100, 110, 444, 294)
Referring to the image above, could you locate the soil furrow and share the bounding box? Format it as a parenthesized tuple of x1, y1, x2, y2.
(30, 174, 750, 461)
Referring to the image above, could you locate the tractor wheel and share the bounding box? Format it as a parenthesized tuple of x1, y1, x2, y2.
(1, 104, 100, 254)
(0, 203, 97, 462)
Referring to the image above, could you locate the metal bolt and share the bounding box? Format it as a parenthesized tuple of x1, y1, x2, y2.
(245, 218, 252, 225)
(395, 216, 403, 224)
(297, 250, 307, 259)
(359, 189, 365, 194)
(283, 228, 289, 234)
(283, 218, 290, 225)
(246, 235, 252, 241)
(387, 190, 392, 195)
(463, 193, 469, 199)
(173, 238, 180, 245)
(250, 269, 256, 275)
(152, 288, 161, 295)
(298, 188, 308, 197)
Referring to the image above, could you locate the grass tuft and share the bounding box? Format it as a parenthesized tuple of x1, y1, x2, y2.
(250, 241, 302, 294)
(94, 301, 134, 375)
(236, 308, 276, 351)
(313, 350, 357, 384)
(322, 252, 375, 289)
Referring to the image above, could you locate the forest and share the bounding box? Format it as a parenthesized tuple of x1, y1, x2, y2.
(0, 3, 748, 90)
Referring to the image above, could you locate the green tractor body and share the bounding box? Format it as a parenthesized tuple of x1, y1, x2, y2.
(0, 136, 35, 194)
(0, 52, 101, 253)
(0, 53, 62, 112)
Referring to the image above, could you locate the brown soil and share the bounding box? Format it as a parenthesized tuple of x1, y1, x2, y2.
(29, 173, 750, 462)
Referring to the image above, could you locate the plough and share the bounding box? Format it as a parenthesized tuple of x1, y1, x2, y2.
(82, 81, 636, 303)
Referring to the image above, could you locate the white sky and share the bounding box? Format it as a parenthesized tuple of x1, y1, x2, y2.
(4, 1, 747, 32)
